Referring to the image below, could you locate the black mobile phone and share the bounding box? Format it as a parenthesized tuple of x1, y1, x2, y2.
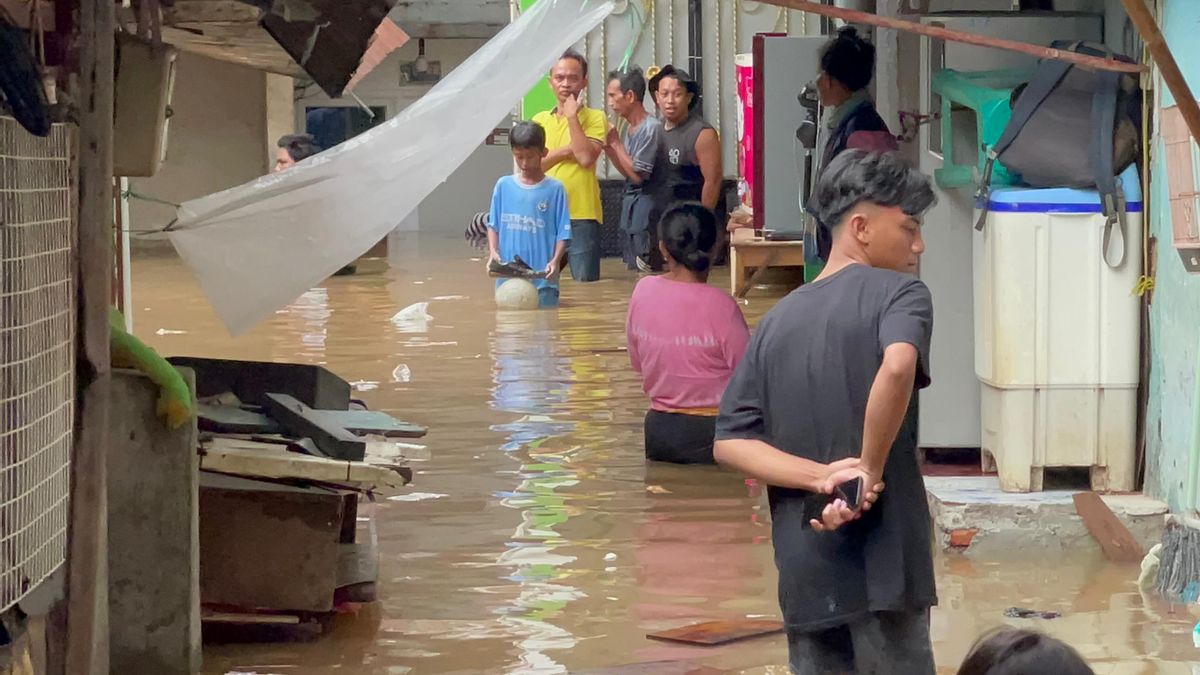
(835, 477, 864, 511)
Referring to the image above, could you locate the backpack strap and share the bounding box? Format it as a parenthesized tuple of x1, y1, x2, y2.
(974, 54, 1076, 230)
(1089, 67, 1128, 268)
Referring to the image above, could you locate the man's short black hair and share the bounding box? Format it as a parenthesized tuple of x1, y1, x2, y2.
(558, 49, 588, 77)
(608, 67, 646, 102)
(820, 26, 875, 93)
(510, 121, 546, 151)
(277, 133, 321, 162)
(807, 150, 936, 231)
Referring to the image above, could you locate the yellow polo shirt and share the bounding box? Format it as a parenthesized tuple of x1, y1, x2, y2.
(532, 107, 607, 222)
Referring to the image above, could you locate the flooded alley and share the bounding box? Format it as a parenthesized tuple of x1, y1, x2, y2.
(133, 235, 1198, 675)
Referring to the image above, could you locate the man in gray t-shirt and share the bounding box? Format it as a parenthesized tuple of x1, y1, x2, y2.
(605, 68, 668, 272)
(715, 150, 939, 674)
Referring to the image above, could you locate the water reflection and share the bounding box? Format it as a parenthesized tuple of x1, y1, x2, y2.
(490, 309, 582, 672)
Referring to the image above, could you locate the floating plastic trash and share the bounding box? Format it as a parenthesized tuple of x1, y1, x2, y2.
(391, 303, 432, 333)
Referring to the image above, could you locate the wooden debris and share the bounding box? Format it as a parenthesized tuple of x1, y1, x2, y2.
(337, 543, 379, 589)
(200, 437, 409, 489)
(168, 356, 351, 409)
(197, 403, 281, 435)
(201, 611, 301, 625)
(575, 661, 729, 675)
(325, 409, 427, 438)
(647, 619, 784, 646)
(263, 393, 367, 460)
(1073, 492, 1144, 563)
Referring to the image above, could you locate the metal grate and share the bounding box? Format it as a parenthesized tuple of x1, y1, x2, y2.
(0, 116, 75, 612)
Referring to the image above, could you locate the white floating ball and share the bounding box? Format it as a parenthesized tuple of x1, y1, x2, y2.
(495, 278, 540, 310)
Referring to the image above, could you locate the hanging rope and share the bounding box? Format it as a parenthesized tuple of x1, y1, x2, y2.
(121, 187, 181, 210)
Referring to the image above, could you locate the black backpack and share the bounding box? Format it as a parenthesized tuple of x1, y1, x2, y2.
(976, 41, 1142, 267)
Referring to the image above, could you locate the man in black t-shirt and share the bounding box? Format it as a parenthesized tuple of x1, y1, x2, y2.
(715, 150, 938, 674)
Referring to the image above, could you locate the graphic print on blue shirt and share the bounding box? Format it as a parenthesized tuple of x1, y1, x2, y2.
(487, 175, 572, 290)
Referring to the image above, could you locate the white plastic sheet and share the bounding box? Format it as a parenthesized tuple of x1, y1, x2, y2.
(168, 0, 616, 335)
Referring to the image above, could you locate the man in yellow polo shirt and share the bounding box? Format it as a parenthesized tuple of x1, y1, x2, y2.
(533, 50, 608, 282)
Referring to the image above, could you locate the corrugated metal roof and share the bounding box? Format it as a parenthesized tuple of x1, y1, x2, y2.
(345, 18, 410, 92)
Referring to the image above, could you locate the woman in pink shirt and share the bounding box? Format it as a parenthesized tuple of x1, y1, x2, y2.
(626, 203, 750, 464)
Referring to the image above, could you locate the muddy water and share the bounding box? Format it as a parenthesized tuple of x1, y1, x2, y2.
(133, 234, 1197, 674)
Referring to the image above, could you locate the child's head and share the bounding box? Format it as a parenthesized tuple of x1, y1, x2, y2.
(658, 202, 718, 275)
(510, 121, 547, 179)
(957, 629, 1094, 675)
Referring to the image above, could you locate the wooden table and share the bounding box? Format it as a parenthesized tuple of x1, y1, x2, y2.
(729, 230, 806, 298)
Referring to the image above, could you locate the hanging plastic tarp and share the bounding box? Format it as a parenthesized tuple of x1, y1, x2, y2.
(168, 0, 616, 335)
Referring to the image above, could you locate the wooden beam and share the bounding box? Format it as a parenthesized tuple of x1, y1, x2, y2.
(1121, 0, 1200, 147)
(760, 0, 1147, 75)
(1073, 492, 1145, 563)
(65, 0, 115, 672)
(162, 0, 263, 24)
(395, 21, 502, 40)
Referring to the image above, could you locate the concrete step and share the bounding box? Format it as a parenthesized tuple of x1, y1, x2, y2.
(925, 476, 1167, 559)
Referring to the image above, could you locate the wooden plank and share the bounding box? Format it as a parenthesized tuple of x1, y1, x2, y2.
(325, 409, 427, 439)
(64, 0, 116, 672)
(199, 484, 344, 612)
(575, 662, 729, 675)
(201, 438, 409, 488)
(336, 543, 379, 588)
(647, 620, 784, 646)
(197, 403, 281, 434)
(1122, 0, 1200, 148)
(761, 0, 1146, 74)
(263, 393, 366, 461)
(163, 1, 263, 24)
(1073, 492, 1145, 563)
(201, 611, 300, 625)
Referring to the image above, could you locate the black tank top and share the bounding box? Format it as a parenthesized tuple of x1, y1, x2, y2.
(662, 113, 714, 204)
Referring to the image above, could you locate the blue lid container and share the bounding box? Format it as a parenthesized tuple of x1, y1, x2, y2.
(980, 165, 1143, 214)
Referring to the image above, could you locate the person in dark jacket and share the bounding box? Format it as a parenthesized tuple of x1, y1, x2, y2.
(807, 27, 899, 270)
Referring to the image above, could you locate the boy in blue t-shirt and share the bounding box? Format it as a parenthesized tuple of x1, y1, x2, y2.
(487, 121, 572, 308)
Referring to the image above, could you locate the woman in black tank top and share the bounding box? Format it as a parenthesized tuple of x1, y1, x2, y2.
(649, 66, 724, 214)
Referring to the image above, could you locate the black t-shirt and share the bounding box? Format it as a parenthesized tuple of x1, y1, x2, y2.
(715, 263, 937, 632)
(662, 113, 713, 204)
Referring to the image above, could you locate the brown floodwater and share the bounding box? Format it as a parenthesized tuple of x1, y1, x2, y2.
(133, 233, 1198, 674)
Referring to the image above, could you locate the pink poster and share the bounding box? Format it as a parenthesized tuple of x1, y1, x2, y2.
(735, 54, 754, 208)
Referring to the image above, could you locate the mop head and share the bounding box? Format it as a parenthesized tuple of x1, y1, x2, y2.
(1155, 522, 1200, 600)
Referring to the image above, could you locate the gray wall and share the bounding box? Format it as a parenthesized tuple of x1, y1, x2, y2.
(128, 53, 268, 252)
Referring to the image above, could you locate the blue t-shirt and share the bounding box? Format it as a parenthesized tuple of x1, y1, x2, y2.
(488, 174, 572, 290)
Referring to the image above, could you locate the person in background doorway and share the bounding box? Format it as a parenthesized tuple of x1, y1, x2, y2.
(649, 66, 724, 217)
(486, 121, 571, 309)
(714, 151, 937, 674)
(274, 133, 321, 172)
(532, 50, 608, 283)
(274, 134, 357, 277)
(956, 629, 1094, 675)
(807, 26, 899, 264)
(626, 203, 748, 464)
(605, 67, 667, 273)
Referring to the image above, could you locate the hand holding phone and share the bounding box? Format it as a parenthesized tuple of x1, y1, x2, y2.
(835, 476, 865, 512)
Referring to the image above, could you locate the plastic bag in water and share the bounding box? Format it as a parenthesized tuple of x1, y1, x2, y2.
(391, 302, 432, 333)
(167, 0, 615, 335)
